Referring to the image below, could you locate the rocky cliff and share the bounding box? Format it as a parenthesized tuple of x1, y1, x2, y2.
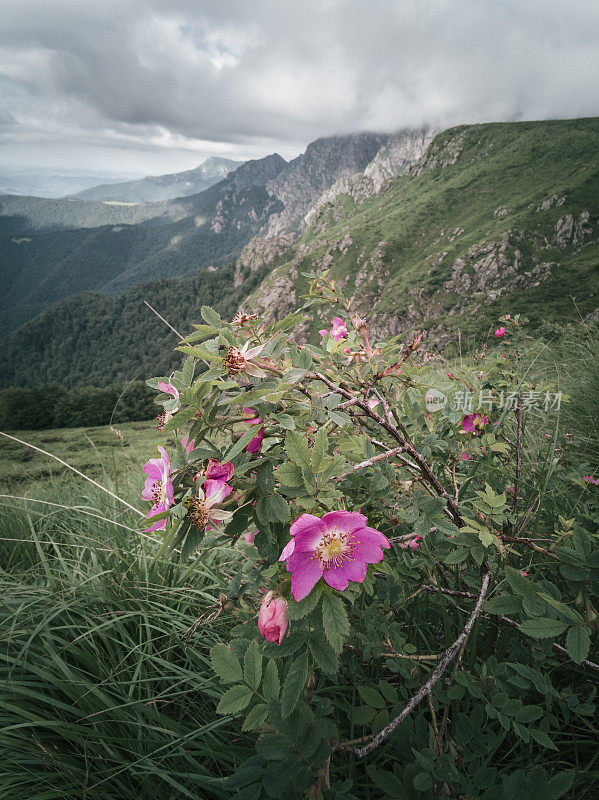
(263, 132, 391, 238)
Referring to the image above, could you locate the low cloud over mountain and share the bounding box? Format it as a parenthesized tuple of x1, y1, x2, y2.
(1, 0, 598, 175)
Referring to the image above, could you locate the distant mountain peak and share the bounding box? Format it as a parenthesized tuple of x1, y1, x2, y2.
(228, 153, 287, 188)
(72, 156, 244, 203)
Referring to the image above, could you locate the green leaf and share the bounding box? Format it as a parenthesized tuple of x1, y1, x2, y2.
(312, 428, 328, 472)
(216, 684, 253, 715)
(518, 618, 568, 639)
(244, 640, 263, 691)
(201, 305, 222, 327)
(285, 431, 311, 469)
(286, 586, 322, 620)
(274, 463, 305, 488)
(367, 767, 408, 798)
(358, 686, 386, 709)
(378, 680, 399, 705)
(505, 566, 539, 600)
(161, 405, 197, 433)
(538, 593, 585, 624)
(545, 772, 574, 799)
(443, 548, 470, 565)
(353, 705, 377, 725)
(262, 659, 280, 700)
(242, 703, 269, 731)
(322, 593, 350, 654)
(484, 596, 523, 615)
(265, 493, 290, 523)
(514, 705, 543, 723)
(256, 732, 293, 760)
(210, 644, 243, 683)
(280, 652, 309, 718)
(529, 728, 558, 750)
(308, 639, 339, 675)
(282, 368, 308, 384)
(566, 625, 591, 663)
(413, 772, 433, 792)
(222, 428, 257, 462)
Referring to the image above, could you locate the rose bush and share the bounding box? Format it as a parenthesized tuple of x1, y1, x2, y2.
(142, 270, 598, 799)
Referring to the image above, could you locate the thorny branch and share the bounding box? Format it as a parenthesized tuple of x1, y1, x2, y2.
(338, 569, 493, 759)
(335, 446, 408, 481)
(309, 370, 463, 525)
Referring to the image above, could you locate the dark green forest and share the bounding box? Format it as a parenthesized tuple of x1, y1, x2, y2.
(0, 264, 268, 389)
(0, 381, 156, 430)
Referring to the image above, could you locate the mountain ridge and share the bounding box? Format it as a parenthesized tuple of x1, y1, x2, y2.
(72, 156, 244, 202)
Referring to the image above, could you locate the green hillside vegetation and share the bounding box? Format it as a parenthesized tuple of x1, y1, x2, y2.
(244, 118, 599, 345)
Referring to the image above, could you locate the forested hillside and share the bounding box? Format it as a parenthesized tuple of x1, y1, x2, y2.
(0, 264, 269, 387)
(0, 156, 286, 333)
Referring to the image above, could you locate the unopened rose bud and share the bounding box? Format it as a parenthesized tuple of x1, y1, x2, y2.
(258, 591, 288, 646)
(351, 312, 369, 337)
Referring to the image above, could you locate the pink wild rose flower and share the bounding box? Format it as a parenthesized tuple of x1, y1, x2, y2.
(142, 446, 174, 531)
(319, 316, 348, 341)
(461, 413, 488, 435)
(242, 407, 265, 455)
(157, 373, 179, 399)
(244, 531, 256, 545)
(495, 326, 506, 338)
(258, 591, 288, 645)
(279, 511, 390, 601)
(205, 459, 234, 483)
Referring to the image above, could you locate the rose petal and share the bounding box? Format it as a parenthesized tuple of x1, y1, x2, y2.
(321, 510, 368, 531)
(279, 539, 296, 561)
(286, 551, 323, 601)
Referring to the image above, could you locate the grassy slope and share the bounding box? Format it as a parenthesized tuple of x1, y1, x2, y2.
(248, 118, 599, 345)
(0, 420, 163, 488)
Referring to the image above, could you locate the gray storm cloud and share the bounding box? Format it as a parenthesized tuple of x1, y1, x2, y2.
(0, 0, 598, 173)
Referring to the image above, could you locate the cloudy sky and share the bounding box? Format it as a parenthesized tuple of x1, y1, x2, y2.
(1, 0, 598, 178)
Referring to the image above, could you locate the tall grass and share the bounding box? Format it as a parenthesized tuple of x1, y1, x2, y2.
(0, 479, 252, 799)
(537, 323, 599, 469)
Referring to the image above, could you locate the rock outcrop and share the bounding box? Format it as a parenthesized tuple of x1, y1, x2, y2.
(263, 133, 391, 238)
(304, 128, 435, 226)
